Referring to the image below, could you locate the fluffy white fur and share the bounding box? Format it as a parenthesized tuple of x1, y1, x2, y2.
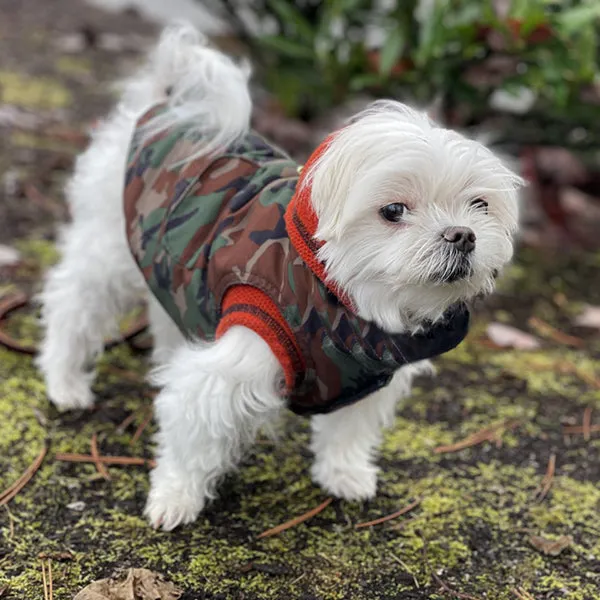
(37, 23, 523, 530)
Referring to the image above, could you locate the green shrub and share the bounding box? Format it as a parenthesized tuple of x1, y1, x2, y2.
(213, 0, 600, 150)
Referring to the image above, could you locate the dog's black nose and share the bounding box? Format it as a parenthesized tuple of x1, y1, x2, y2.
(442, 226, 476, 253)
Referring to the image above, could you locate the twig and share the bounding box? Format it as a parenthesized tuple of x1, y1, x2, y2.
(513, 587, 536, 600)
(0, 291, 148, 354)
(434, 420, 521, 454)
(355, 498, 421, 529)
(0, 446, 48, 505)
(90, 434, 111, 480)
(55, 452, 156, 468)
(582, 407, 592, 442)
(432, 573, 482, 600)
(48, 560, 53, 600)
(533, 453, 556, 502)
(116, 410, 139, 434)
(0, 292, 37, 354)
(562, 424, 600, 435)
(106, 314, 149, 350)
(257, 498, 333, 539)
(130, 407, 154, 446)
(527, 317, 584, 348)
(41, 560, 48, 600)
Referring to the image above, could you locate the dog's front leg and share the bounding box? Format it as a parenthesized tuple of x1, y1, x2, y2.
(144, 327, 284, 530)
(310, 361, 433, 501)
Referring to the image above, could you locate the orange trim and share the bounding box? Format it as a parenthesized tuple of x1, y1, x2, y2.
(284, 134, 355, 310)
(217, 285, 304, 391)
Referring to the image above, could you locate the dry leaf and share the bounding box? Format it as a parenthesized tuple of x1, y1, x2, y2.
(528, 534, 573, 556)
(574, 305, 600, 330)
(74, 569, 182, 600)
(487, 323, 541, 350)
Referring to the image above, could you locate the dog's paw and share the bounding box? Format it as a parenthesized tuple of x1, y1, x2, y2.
(311, 459, 378, 501)
(144, 470, 205, 531)
(46, 375, 95, 411)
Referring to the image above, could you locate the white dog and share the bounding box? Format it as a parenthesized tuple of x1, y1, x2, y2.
(37, 24, 522, 530)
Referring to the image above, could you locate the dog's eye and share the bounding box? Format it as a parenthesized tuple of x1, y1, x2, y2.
(380, 203, 408, 223)
(471, 198, 488, 213)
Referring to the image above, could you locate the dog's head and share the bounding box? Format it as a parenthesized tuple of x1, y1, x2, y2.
(304, 100, 524, 332)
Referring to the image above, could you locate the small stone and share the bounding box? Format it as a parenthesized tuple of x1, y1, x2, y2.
(67, 500, 86, 511)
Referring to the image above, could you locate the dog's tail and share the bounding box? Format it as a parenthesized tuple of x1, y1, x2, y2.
(121, 22, 252, 158)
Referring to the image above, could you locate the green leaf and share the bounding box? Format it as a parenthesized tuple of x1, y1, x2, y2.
(349, 73, 383, 91)
(266, 0, 316, 43)
(558, 4, 600, 35)
(258, 35, 315, 60)
(379, 28, 404, 77)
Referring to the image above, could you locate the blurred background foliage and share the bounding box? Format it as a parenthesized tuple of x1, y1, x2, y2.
(209, 0, 600, 152)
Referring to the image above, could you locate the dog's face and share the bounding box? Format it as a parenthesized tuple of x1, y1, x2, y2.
(307, 101, 523, 332)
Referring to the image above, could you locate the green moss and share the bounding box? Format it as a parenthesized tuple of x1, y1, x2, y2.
(382, 417, 455, 459)
(0, 71, 72, 109)
(55, 56, 92, 77)
(14, 239, 60, 269)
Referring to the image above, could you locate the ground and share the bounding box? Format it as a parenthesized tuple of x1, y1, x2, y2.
(0, 2, 599, 599)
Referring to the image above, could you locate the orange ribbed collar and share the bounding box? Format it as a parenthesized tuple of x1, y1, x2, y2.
(284, 135, 355, 311)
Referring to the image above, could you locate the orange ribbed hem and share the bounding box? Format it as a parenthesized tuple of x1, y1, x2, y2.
(284, 134, 354, 311)
(216, 285, 304, 391)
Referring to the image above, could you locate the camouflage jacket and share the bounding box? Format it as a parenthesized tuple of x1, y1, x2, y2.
(124, 104, 470, 415)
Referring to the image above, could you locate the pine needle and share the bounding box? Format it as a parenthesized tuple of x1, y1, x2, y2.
(434, 420, 520, 454)
(355, 498, 421, 529)
(257, 498, 332, 539)
(55, 452, 156, 468)
(0, 446, 47, 505)
(533, 453, 556, 502)
(90, 433, 111, 480)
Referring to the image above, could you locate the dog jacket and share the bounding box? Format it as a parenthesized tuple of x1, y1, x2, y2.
(123, 104, 470, 415)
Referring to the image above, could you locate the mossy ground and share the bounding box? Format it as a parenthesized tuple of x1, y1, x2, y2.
(1, 2, 599, 599)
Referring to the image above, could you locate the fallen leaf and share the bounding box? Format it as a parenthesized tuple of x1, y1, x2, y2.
(528, 534, 573, 556)
(74, 569, 182, 600)
(66, 501, 86, 512)
(487, 323, 541, 350)
(574, 305, 600, 330)
(0, 585, 9, 598)
(0, 245, 21, 268)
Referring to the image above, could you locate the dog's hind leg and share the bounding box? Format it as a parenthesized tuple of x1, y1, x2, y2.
(37, 215, 145, 410)
(145, 326, 284, 530)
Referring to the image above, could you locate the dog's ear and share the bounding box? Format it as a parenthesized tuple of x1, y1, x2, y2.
(304, 132, 356, 241)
